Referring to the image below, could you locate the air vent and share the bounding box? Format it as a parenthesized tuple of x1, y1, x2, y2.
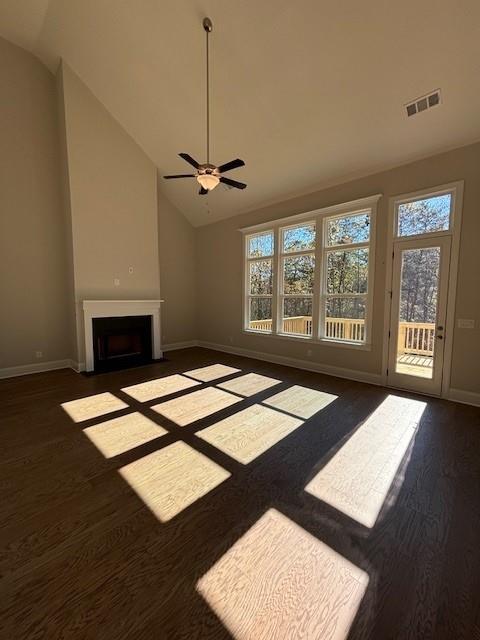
(405, 90, 441, 117)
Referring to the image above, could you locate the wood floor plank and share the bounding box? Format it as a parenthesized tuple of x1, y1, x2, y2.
(0, 346, 479, 639)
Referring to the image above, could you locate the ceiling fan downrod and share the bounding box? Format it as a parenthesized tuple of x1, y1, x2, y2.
(203, 17, 213, 164)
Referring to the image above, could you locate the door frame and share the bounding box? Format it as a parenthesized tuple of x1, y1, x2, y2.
(381, 181, 464, 398)
(387, 235, 451, 395)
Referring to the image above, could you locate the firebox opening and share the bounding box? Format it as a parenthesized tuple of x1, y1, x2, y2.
(92, 315, 153, 373)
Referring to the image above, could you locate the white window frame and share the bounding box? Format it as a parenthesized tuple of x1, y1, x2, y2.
(244, 230, 275, 334)
(319, 209, 376, 347)
(393, 185, 456, 241)
(278, 221, 316, 337)
(241, 194, 382, 349)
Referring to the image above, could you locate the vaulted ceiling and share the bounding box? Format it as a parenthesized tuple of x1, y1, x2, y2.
(1, 0, 480, 226)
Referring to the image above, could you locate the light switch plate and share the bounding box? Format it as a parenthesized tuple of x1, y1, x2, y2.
(114, 278, 120, 286)
(457, 319, 475, 329)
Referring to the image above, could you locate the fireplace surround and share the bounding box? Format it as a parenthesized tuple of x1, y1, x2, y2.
(83, 300, 163, 373)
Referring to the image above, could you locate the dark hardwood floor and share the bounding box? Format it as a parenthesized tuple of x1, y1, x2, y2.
(1, 347, 479, 639)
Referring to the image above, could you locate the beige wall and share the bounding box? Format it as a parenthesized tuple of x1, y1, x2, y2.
(157, 185, 197, 346)
(197, 142, 480, 395)
(1, 36, 478, 398)
(0, 37, 70, 369)
(58, 62, 161, 365)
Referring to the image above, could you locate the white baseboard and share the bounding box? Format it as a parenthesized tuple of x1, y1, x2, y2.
(0, 359, 73, 380)
(197, 341, 383, 386)
(447, 388, 480, 407)
(69, 360, 85, 373)
(163, 340, 199, 352)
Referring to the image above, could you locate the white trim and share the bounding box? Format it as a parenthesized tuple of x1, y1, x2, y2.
(239, 194, 382, 234)
(70, 360, 85, 373)
(243, 196, 380, 347)
(198, 341, 383, 386)
(162, 340, 199, 351)
(82, 299, 164, 372)
(382, 181, 464, 397)
(242, 329, 371, 350)
(441, 182, 463, 397)
(447, 388, 480, 408)
(0, 359, 72, 380)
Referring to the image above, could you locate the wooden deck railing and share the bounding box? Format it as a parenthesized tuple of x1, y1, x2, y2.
(249, 317, 436, 355)
(397, 322, 435, 356)
(249, 316, 364, 340)
(325, 318, 365, 342)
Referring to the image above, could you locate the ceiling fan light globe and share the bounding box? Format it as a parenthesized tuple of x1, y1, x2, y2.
(196, 174, 219, 191)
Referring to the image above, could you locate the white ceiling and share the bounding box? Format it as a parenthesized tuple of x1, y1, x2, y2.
(1, 0, 480, 226)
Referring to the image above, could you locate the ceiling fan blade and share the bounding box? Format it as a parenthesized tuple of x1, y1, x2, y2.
(164, 174, 196, 179)
(199, 187, 208, 195)
(179, 153, 201, 169)
(220, 176, 247, 190)
(217, 158, 245, 173)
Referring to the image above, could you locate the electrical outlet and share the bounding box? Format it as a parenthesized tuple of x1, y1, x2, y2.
(128, 266, 134, 274)
(306, 349, 312, 357)
(35, 351, 43, 359)
(457, 318, 475, 329)
(114, 278, 120, 286)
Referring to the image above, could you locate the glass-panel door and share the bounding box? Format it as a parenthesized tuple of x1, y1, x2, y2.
(387, 235, 451, 395)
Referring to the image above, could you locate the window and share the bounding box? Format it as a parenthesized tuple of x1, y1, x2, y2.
(246, 231, 274, 332)
(281, 224, 315, 336)
(322, 212, 371, 344)
(396, 193, 452, 237)
(243, 195, 380, 347)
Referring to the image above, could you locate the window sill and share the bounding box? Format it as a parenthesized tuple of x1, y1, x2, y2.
(242, 329, 371, 351)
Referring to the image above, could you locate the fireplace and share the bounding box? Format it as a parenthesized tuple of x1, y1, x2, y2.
(92, 315, 152, 373)
(83, 300, 163, 373)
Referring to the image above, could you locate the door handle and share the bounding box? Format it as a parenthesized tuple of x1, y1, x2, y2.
(436, 335, 443, 340)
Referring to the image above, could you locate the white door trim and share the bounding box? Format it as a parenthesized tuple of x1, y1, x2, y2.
(82, 299, 164, 372)
(381, 181, 464, 398)
(388, 235, 451, 395)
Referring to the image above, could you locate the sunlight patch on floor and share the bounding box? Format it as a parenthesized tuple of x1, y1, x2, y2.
(305, 395, 427, 527)
(151, 387, 242, 426)
(197, 404, 303, 464)
(263, 385, 337, 419)
(119, 441, 230, 522)
(61, 392, 128, 423)
(83, 412, 167, 458)
(396, 362, 433, 379)
(197, 508, 368, 640)
(217, 373, 282, 398)
(121, 374, 200, 402)
(183, 364, 241, 382)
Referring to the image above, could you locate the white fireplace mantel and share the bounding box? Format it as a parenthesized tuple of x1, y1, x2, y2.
(82, 299, 163, 372)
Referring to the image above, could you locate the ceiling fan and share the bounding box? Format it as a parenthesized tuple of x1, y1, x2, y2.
(163, 17, 246, 195)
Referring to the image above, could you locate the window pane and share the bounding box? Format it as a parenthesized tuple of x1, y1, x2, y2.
(283, 298, 312, 335)
(326, 213, 370, 246)
(249, 260, 272, 295)
(282, 224, 315, 253)
(326, 248, 368, 294)
(283, 255, 314, 294)
(325, 297, 366, 342)
(248, 232, 274, 258)
(398, 194, 451, 237)
(399, 248, 440, 323)
(395, 247, 440, 378)
(249, 298, 272, 332)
